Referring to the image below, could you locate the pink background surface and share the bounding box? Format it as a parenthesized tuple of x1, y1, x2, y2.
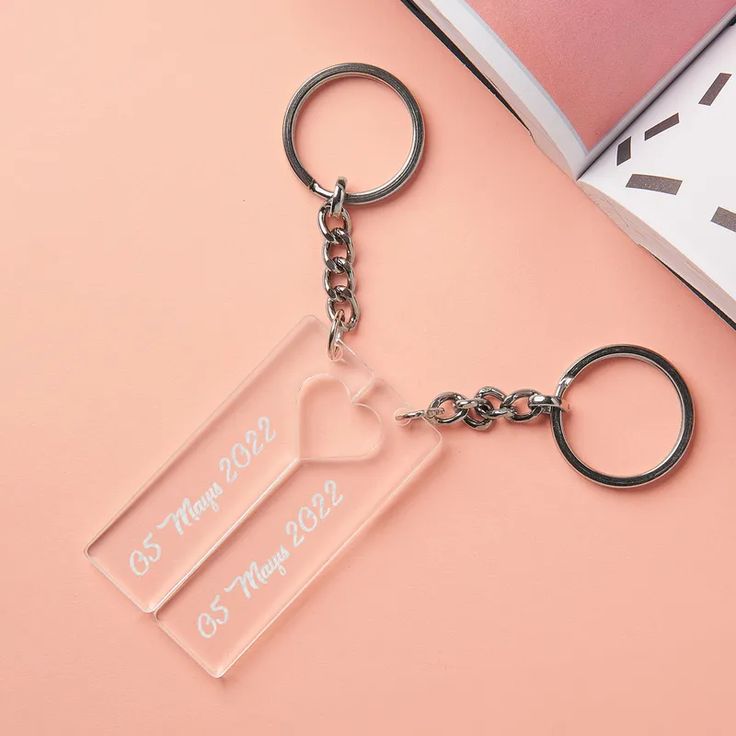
(2, 1, 736, 733)
(471, 0, 735, 148)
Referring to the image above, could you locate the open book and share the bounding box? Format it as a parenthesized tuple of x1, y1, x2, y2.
(405, 0, 736, 324)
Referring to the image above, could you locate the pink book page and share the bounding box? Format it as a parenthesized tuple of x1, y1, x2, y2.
(469, 0, 735, 150)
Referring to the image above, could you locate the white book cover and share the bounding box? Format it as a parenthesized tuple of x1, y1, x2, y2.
(581, 25, 736, 320)
(406, 0, 736, 323)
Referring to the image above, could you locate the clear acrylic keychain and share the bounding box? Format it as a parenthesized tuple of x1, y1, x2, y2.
(87, 63, 694, 676)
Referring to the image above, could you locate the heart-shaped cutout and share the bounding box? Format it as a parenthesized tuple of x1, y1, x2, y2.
(297, 375, 382, 462)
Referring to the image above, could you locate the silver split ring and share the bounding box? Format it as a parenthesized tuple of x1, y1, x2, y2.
(551, 345, 694, 488)
(282, 63, 425, 205)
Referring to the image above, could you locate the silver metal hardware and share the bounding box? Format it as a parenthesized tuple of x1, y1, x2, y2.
(397, 345, 694, 489)
(500, 389, 544, 423)
(395, 386, 556, 430)
(329, 177, 347, 218)
(428, 392, 470, 425)
(527, 392, 567, 412)
(283, 63, 425, 359)
(551, 345, 694, 488)
(282, 63, 425, 206)
(320, 196, 360, 354)
(327, 308, 345, 362)
(282, 67, 695, 487)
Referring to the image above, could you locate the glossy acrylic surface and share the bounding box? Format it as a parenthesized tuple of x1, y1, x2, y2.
(156, 378, 440, 676)
(87, 315, 440, 676)
(86, 317, 376, 611)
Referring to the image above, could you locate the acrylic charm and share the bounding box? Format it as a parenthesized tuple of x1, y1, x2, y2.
(86, 316, 440, 672)
(86, 316, 420, 611)
(155, 376, 440, 676)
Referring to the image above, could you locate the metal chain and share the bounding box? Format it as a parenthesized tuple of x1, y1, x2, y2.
(396, 386, 567, 431)
(319, 178, 360, 360)
(318, 181, 567, 428)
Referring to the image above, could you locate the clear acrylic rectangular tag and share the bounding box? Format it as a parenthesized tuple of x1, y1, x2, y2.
(86, 316, 441, 677)
(86, 316, 375, 612)
(154, 377, 440, 676)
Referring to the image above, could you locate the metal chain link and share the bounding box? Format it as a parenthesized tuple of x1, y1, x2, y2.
(319, 178, 361, 360)
(396, 386, 566, 431)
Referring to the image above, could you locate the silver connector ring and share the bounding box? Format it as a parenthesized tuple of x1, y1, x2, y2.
(551, 345, 694, 488)
(428, 392, 468, 425)
(327, 309, 346, 362)
(283, 63, 425, 205)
